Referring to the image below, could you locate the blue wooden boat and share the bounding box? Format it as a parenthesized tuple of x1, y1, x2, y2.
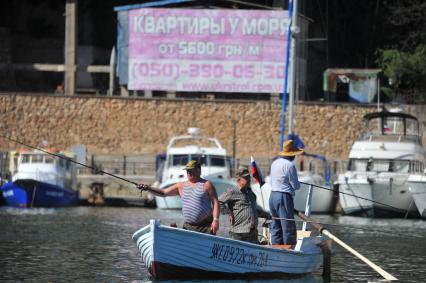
(132, 219, 328, 280)
(0, 149, 79, 208)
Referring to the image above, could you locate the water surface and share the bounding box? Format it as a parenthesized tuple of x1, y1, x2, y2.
(0, 207, 425, 282)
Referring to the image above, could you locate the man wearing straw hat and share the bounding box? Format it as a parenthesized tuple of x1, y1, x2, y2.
(269, 140, 304, 246)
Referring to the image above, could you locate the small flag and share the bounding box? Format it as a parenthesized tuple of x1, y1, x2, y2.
(251, 156, 265, 187)
(384, 124, 392, 134)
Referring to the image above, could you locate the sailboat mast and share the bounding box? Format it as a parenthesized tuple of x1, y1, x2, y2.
(288, 0, 299, 136)
(279, 0, 299, 150)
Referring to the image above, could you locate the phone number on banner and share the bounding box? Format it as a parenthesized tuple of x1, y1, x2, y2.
(130, 61, 285, 81)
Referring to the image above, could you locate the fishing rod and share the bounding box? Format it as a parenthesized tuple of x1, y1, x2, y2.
(0, 135, 139, 186)
(299, 181, 414, 215)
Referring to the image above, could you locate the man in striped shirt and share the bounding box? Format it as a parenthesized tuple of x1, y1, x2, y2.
(219, 167, 259, 244)
(138, 160, 219, 234)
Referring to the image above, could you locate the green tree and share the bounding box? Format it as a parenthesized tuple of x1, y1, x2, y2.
(376, 45, 426, 103)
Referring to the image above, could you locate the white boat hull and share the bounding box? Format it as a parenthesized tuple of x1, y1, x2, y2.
(253, 177, 335, 214)
(408, 174, 426, 218)
(294, 173, 335, 213)
(133, 219, 326, 280)
(338, 173, 418, 217)
(156, 178, 237, 209)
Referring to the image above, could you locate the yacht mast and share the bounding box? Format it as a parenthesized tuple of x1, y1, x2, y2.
(288, 0, 299, 136)
(279, 0, 299, 150)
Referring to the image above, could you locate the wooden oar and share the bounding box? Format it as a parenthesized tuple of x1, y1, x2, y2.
(296, 210, 398, 281)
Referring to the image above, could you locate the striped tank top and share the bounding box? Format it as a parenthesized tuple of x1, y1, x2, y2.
(182, 181, 212, 224)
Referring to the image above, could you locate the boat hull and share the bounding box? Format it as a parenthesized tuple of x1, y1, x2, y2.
(155, 178, 237, 209)
(0, 179, 79, 208)
(133, 220, 325, 280)
(253, 180, 335, 214)
(408, 175, 426, 218)
(338, 174, 418, 217)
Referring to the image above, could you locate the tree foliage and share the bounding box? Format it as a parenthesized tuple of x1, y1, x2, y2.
(381, 0, 426, 52)
(376, 45, 426, 102)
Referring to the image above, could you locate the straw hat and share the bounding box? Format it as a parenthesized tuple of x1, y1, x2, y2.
(279, 140, 304, 156)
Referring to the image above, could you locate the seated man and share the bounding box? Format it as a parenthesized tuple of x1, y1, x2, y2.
(219, 167, 259, 244)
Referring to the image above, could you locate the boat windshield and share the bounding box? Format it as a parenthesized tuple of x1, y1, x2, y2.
(45, 156, 55, 163)
(366, 116, 419, 136)
(349, 158, 410, 173)
(170, 154, 223, 167)
(20, 154, 59, 165)
(210, 155, 226, 167)
(172, 155, 189, 166)
(31, 154, 44, 163)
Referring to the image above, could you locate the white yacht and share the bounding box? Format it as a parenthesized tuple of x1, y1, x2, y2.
(337, 109, 425, 217)
(155, 128, 237, 209)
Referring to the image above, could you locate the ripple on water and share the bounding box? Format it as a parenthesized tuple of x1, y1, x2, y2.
(0, 207, 425, 282)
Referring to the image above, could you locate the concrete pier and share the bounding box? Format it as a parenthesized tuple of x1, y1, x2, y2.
(78, 173, 156, 207)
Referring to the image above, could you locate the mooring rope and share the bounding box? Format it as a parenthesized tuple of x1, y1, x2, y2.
(299, 181, 416, 215)
(269, 215, 424, 239)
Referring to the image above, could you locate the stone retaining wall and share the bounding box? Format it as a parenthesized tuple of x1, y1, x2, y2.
(1, 94, 425, 161)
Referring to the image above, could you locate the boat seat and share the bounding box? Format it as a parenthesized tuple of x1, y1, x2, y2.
(271, 244, 292, 250)
(297, 230, 312, 238)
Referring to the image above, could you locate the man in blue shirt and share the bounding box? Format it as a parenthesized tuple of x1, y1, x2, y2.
(269, 140, 304, 245)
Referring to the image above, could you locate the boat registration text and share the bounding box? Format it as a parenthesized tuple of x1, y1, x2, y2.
(210, 243, 269, 267)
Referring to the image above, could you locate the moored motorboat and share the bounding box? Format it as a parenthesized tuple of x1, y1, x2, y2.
(155, 127, 237, 209)
(336, 109, 425, 217)
(0, 148, 79, 208)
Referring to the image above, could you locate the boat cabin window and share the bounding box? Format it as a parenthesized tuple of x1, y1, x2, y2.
(366, 115, 419, 137)
(210, 155, 226, 167)
(367, 118, 382, 135)
(383, 117, 404, 135)
(349, 158, 410, 173)
(406, 118, 419, 136)
(20, 154, 31, 164)
(170, 154, 213, 167)
(349, 159, 369, 171)
(45, 156, 55, 163)
(172, 155, 189, 166)
(190, 155, 207, 166)
(392, 160, 410, 173)
(31, 154, 44, 163)
(412, 161, 425, 173)
(369, 159, 389, 172)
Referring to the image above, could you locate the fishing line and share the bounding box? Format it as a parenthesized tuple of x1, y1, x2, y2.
(299, 181, 416, 215)
(0, 135, 139, 186)
(269, 215, 423, 239)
